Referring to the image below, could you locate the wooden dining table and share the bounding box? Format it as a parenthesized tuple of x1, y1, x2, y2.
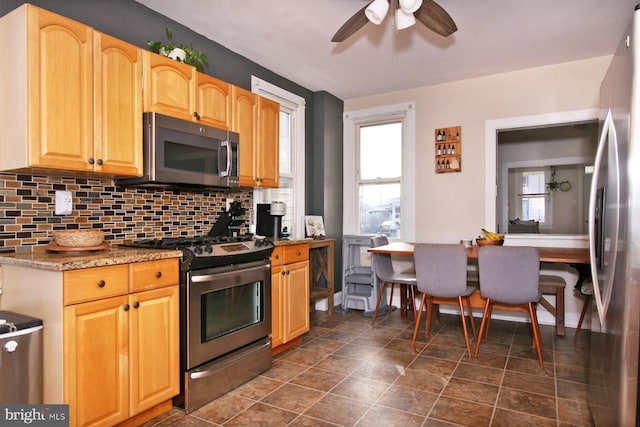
(368, 242, 591, 336)
(368, 242, 590, 264)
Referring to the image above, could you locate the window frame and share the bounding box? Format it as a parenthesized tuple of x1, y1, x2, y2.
(343, 103, 416, 241)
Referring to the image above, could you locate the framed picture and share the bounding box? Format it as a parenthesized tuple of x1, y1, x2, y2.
(304, 215, 325, 237)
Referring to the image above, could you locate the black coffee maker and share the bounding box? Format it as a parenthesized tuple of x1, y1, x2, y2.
(256, 202, 286, 238)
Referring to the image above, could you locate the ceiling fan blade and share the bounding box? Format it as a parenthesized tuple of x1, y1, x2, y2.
(414, 0, 457, 37)
(331, 2, 373, 42)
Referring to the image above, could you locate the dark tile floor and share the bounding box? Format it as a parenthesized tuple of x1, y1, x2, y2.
(143, 309, 594, 426)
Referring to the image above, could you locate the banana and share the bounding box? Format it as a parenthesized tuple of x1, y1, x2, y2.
(481, 228, 504, 240)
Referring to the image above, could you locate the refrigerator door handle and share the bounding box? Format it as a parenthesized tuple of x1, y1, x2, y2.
(589, 109, 621, 327)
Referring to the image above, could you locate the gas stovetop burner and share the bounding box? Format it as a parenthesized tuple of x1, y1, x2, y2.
(127, 234, 254, 249)
(122, 235, 275, 268)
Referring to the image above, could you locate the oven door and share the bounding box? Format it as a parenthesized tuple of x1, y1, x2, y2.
(186, 260, 271, 369)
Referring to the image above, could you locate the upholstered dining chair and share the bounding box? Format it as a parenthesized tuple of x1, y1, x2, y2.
(475, 246, 544, 368)
(411, 243, 477, 356)
(370, 235, 417, 326)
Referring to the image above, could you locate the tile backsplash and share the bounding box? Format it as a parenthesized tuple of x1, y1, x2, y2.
(0, 172, 253, 253)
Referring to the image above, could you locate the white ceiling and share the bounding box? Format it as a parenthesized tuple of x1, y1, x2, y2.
(135, 0, 637, 100)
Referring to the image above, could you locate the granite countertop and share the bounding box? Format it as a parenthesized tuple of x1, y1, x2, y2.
(0, 246, 182, 271)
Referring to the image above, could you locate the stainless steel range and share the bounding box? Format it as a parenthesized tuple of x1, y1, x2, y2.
(123, 205, 275, 413)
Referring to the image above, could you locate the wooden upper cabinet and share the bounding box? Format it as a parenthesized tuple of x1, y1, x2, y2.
(231, 85, 280, 188)
(257, 96, 280, 188)
(27, 5, 94, 171)
(0, 4, 142, 176)
(143, 51, 197, 121)
(197, 73, 231, 129)
(232, 85, 258, 186)
(94, 32, 143, 176)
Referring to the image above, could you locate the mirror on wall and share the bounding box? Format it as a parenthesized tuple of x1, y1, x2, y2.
(496, 121, 598, 235)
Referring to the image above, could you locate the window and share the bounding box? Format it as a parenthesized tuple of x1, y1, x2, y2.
(357, 122, 403, 237)
(514, 168, 550, 223)
(251, 77, 305, 238)
(343, 103, 416, 241)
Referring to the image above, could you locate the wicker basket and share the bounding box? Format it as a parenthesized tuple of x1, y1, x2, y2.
(476, 238, 504, 246)
(53, 230, 105, 247)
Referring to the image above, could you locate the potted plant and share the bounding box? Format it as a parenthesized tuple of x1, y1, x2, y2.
(147, 28, 208, 72)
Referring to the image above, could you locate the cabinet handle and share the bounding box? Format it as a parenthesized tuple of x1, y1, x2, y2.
(97, 280, 106, 288)
(88, 158, 95, 165)
(297, 250, 301, 256)
(275, 255, 279, 260)
(123, 304, 130, 311)
(287, 271, 291, 275)
(97, 159, 103, 166)
(155, 271, 162, 278)
(133, 302, 140, 309)
(281, 271, 286, 276)
(193, 112, 201, 120)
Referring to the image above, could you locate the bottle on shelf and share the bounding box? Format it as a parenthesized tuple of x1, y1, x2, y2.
(446, 159, 450, 169)
(452, 144, 456, 155)
(437, 145, 441, 156)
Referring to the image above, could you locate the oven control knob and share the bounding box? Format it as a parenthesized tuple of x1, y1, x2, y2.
(204, 245, 213, 254)
(193, 245, 203, 255)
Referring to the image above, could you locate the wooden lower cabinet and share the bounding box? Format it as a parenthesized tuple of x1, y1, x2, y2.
(270, 244, 310, 348)
(63, 260, 179, 427)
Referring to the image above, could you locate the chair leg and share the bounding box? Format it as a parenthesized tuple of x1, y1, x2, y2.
(574, 295, 591, 343)
(426, 296, 434, 334)
(388, 283, 395, 318)
(528, 302, 545, 369)
(411, 293, 428, 350)
(371, 281, 388, 326)
(458, 296, 472, 357)
(464, 296, 477, 339)
(474, 299, 493, 358)
(409, 285, 417, 320)
(484, 302, 494, 339)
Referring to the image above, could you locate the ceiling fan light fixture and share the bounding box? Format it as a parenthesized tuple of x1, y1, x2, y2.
(399, 0, 423, 14)
(365, 0, 390, 25)
(395, 7, 416, 30)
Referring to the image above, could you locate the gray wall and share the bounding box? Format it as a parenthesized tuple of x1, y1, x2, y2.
(310, 91, 344, 292)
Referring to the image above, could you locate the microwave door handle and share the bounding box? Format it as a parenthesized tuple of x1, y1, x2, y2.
(220, 140, 231, 177)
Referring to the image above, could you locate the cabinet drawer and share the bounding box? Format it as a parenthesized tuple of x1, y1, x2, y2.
(270, 246, 285, 267)
(284, 244, 309, 264)
(64, 265, 129, 305)
(130, 259, 179, 292)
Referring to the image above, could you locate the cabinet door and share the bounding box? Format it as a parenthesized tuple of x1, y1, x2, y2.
(143, 51, 196, 121)
(231, 85, 258, 186)
(28, 5, 94, 171)
(64, 295, 129, 427)
(283, 260, 310, 342)
(129, 286, 179, 414)
(257, 96, 280, 188)
(271, 264, 284, 348)
(94, 32, 143, 176)
(197, 73, 231, 129)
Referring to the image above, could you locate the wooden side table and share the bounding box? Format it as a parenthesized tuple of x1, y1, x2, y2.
(308, 238, 335, 314)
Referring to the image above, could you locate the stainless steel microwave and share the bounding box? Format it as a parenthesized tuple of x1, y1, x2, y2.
(116, 112, 240, 188)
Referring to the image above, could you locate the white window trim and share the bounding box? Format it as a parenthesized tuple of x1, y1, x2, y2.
(343, 103, 416, 241)
(485, 108, 597, 248)
(251, 76, 306, 239)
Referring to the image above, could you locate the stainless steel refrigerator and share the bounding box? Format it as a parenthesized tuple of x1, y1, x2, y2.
(589, 4, 640, 426)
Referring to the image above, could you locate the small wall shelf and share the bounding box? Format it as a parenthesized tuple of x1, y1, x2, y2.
(435, 125, 462, 173)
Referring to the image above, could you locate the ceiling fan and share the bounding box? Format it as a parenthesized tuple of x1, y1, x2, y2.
(332, 0, 457, 42)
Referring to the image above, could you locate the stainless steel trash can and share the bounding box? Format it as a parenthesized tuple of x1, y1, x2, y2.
(0, 311, 43, 404)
